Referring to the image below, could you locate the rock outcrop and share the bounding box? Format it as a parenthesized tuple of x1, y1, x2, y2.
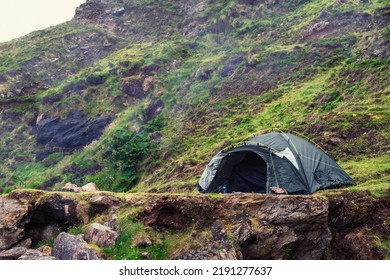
(0, 189, 388, 260)
(61, 182, 100, 193)
(36, 110, 111, 160)
(0, 197, 29, 250)
(0, 247, 28, 260)
(81, 182, 99, 192)
(143, 194, 331, 260)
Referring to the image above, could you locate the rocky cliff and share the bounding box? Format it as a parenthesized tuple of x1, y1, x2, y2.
(0, 189, 389, 260)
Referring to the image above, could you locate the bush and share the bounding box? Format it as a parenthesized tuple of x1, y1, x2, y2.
(103, 130, 150, 191)
(106, 130, 149, 171)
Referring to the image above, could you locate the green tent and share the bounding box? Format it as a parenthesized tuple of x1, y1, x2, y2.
(198, 132, 355, 194)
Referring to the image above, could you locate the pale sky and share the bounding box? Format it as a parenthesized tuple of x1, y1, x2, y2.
(0, 0, 86, 42)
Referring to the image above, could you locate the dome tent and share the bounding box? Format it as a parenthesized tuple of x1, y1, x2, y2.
(198, 132, 355, 194)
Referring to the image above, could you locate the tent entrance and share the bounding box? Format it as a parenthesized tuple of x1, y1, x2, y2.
(227, 151, 267, 193)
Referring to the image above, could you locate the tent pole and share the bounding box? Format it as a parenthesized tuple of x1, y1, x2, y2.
(269, 149, 279, 193)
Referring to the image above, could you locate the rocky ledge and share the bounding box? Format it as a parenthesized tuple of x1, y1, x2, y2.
(0, 189, 389, 260)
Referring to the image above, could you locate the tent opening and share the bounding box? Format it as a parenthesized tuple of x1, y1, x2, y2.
(226, 151, 267, 193)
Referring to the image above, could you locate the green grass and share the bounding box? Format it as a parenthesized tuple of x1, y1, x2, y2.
(101, 209, 169, 260)
(102, 203, 206, 259)
(9, 162, 47, 189)
(341, 155, 390, 196)
(67, 224, 86, 236)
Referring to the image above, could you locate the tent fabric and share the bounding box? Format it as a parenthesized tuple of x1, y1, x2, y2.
(197, 132, 355, 194)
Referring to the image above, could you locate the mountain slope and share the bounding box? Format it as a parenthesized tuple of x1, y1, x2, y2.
(0, 0, 389, 194)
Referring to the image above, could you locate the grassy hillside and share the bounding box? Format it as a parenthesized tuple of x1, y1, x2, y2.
(0, 0, 389, 195)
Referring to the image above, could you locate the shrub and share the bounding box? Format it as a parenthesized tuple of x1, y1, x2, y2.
(103, 130, 150, 191)
(106, 130, 149, 171)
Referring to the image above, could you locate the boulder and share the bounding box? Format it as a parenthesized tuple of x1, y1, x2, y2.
(62, 182, 99, 193)
(81, 182, 99, 192)
(89, 195, 114, 207)
(0, 197, 29, 250)
(62, 182, 83, 193)
(52, 232, 102, 260)
(0, 247, 28, 260)
(18, 249, 57, 260)
(84, 223, 118, 247)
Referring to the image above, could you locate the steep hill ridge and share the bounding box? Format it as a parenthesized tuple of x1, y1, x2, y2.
(0, 0, 389, 195)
